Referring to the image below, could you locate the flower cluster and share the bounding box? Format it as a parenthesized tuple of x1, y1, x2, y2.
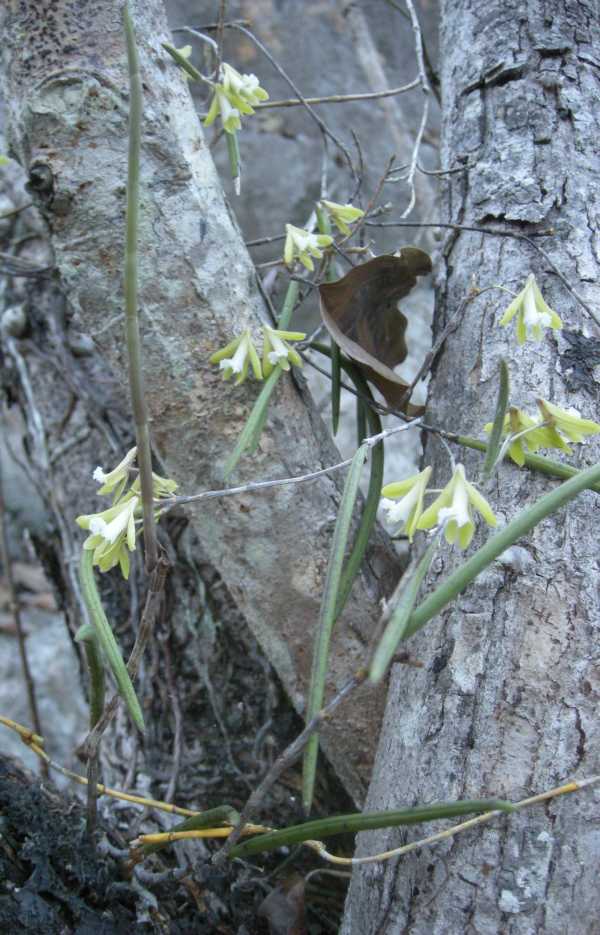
(76, 449, 177, 579)
(499, 274, 563, 345)
(319, 199, 365, 236)
(284, 224, 333, 271)
(485, 400, 600, 466)
(204, 62, 269, 134)
(381, 463, 497, 550)
(209, 326, 305, 384)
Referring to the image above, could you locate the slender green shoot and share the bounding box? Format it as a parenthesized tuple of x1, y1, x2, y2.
(224, 367, 283, 478)
(356, 396, 367, 448)
(76, 625, 106, 729)
(302, 444, 368, 812)
(229, 798, 515, 858)
(308, 343, 384, 620)
(482, 358, 509, 479)
(124, 5, 158, 571)
(162, 42, 206, 83)
(224, 280, 300, 477)
(369, 536, 439, 684)
(79, 549, 144, 731)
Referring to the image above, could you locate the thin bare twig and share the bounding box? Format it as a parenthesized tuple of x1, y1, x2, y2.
(159, 420, 420, 514)
(0, 202, 34, 221)
(229, 23, 356, 178)
(213, 669, 368, 862)
(400, 0, 430, 219)
(251, 79, 421, 109)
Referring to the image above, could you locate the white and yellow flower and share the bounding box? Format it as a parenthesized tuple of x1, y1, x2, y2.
(417, 464, 497, 549)
(499, 274, 562, 344)
(204, 62, 268, 134)
(93, 447, 137, 501)
(76, 495, 140, 579)
(261, 326, 305, 376)
(537, 399, 600, 445)
(484, 408, 550, 466)
(319, 199, 364, 236)
(380, 466, 432, 541)
(283, 224, 333, 271)
(209, 329, 263, 384)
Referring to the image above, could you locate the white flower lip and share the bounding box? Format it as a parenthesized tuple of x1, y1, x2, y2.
(93, 447, 137, 486)
(220, 338, 248, 374)
(382, 486, 421, 525)
(90, 497, 138, 545)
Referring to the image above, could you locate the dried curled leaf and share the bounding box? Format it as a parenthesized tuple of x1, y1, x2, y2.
(318, 248, 432, 414)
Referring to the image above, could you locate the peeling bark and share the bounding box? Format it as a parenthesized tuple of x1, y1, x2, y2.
(343, 1, 600, 931)
(0, 0, 399, 804)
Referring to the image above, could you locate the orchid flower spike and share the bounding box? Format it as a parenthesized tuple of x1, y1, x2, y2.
(417, 464, 497, 549)
(204, 62, 268, 134)
(261, 326, 305, 377)
(380, 467, 432, 541)
(209, 329, 263, 384)
(76, 495, 140, 579)
(319, 199, 364, 236)
(499, 274, 562, 344)
(537, 399, 600, 445)
(484, 408, 549, 466)
(283, 224, 333, 271)
(93, 447, 137, 501)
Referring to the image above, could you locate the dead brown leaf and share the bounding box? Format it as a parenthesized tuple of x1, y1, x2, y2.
(318, 248, 432, 414)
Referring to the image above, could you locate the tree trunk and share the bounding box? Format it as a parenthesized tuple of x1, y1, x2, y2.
(0, 0, 399, 804)
(342, 1, 600, 932)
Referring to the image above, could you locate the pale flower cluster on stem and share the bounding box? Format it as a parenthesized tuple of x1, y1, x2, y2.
(76, 448, 177, 579)
(382, 464, 497, 550)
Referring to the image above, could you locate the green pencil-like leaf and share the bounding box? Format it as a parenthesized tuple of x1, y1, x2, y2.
(229, 798, 515, 858)
(309, 343, 384, 620)
(302, 443, 368, 812)
(331, 340, 341, 435)
(482, 358, 510, 479)
(223, 367, 283, 478)
(369, 537, 438, 684)
(162, 42, 204, 82)
(356, 396, 367, 448)
(79, 550, 144, 731)
(226, 130, 240, 191)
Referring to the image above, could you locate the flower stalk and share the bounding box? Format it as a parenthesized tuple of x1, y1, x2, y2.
(124, 6, 158, 572)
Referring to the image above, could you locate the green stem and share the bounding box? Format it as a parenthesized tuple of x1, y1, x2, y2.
(79, 549, 144, 731)
(124, 5, 158, 571)
(302, 444, 368, 812)
(83, 637, 106, 729)
(277, 279, 300, 330)
(308, 343, 384, 620)
(229, 798, 515, 858)
(226, 131, 240, 193)
(405, 459, 600, 640)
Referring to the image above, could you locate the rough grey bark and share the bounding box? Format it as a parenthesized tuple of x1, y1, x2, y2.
(0, 0, 400, 803)
(343, 1, 600, 932)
